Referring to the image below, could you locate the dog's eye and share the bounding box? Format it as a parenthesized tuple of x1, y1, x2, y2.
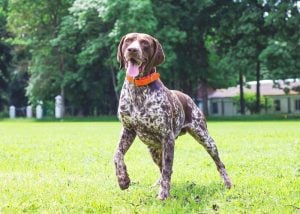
(140, 40, 150, 48)
(124, 38, 133, 44)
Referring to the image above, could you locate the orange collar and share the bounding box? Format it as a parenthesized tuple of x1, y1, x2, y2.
(126, 72, 160, 87)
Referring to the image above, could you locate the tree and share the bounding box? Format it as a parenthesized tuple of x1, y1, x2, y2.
(260, 0, 300, 80)
(4, 0, 299, 116)
(0, 0, 12, 111)
(8, 0, 73, 115)
(152, 0, 236, 115)
(63, 0, 158, 114)
(8, 45, 29, 107)
(213, 0, 275, 114)
(7, 0, 160, 115)
(212, 1, 247, 114)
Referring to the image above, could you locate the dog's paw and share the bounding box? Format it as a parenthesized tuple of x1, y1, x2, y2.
(158, 188, 170, 200)
(224, 179, 232, 189)
(118, 175, 130, 190)
(219, 168, 232, 189)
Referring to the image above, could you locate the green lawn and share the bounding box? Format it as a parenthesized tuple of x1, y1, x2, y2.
(0, 120, 299, 213)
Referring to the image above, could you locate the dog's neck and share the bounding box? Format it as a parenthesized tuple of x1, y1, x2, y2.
(125, 76, 163, 92)
(148, 79, 163, 90)
(126, 67, 161, 88)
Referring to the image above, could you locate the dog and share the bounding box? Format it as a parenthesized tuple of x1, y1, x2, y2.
(114, 32, 232, 200)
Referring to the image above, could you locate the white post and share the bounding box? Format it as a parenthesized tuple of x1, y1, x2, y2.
(36, 105, 43, 119)
(9, 106, 16, 119)
(26, 105, 32, 118)
(55, 95, 63, 118)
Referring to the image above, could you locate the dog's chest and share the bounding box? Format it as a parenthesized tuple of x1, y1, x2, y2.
(119, 83, 168, 126)
(118, 82, 178, 143)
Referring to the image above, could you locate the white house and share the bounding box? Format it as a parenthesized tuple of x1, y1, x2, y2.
(207, 79, 300, 116)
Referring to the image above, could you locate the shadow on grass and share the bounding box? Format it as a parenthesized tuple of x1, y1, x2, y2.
(35, 116, 119, 122)
(0, 116, 119, 122)
(169, 181, 226, 211)
(2, 113, 299, 123)
(118, 181, 226, 212)
(207, 114, 300, 121)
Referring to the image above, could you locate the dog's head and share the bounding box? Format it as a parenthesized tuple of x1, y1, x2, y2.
(117, 33, 165, 78)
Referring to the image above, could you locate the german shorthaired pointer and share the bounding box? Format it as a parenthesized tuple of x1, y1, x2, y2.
(114, 32, 232, 200)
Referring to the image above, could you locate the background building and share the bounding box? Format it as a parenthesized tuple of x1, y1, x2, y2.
(207, 79, 300, 116)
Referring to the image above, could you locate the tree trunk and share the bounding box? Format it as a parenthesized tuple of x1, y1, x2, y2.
(255, 60, 261, 114)
(110, 65, 119, 102)
(239, 70, 245, 115)
(59, 50, 65, 117)
(60, 86, 65, 117)
(200, 80, 209, 116)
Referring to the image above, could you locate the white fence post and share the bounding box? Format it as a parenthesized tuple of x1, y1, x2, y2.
(36, 105, 43, 119)
(26, 105, 32, 118)
(55, 95, 63, 118)
(9, 106, 16, 119)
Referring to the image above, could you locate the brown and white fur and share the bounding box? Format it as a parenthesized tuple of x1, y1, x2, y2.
(114, 32, 232, 200)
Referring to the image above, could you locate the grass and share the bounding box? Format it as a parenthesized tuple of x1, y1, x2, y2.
(0, 120, 299, 213)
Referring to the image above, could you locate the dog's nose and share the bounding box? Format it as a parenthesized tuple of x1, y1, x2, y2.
(127, 40, 141, 53)
(127, 47, 138, 52)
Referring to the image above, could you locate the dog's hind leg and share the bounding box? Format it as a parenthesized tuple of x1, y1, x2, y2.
(189, 128, 232, 188)
(187, 111, 232, 188)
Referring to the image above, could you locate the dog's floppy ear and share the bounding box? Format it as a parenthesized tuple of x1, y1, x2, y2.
(117, 35, 126, 69)
(144, 37, 165, 73)
(151, 37, 165, 67)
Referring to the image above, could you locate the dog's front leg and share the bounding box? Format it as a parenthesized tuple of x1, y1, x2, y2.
(158, 133, 175, 200)
(114, 128, 136, 190)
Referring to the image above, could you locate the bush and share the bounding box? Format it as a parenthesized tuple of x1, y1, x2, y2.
(233, 92, 273, 114)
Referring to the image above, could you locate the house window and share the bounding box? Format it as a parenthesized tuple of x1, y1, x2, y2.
(274, 100, 281, 111)
(212, 102, 218, 114)
(295, 99, 300, 111)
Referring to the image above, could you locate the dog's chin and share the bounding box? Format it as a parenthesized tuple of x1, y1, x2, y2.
(126, 57, 143, 66)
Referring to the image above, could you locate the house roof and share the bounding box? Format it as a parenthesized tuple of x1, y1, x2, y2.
(209, 79, 300, 99)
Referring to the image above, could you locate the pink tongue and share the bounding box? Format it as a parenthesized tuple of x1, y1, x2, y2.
(126, 61, 139, 77)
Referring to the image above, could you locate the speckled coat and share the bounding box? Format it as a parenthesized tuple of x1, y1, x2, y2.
(119, 80, 185, 145)
(113, 33, 232, 200)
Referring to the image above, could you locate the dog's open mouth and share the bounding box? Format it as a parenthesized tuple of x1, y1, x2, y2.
(126, 58, 143, 78)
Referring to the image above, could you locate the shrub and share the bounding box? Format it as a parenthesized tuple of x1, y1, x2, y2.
(233, 92, 273, 114)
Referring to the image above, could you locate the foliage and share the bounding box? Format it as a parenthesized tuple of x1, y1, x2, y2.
(67, 0, 159, 114)
(260, 0, 300, 79)
(260, 40, 299, 79)
(1, 0, 299, 115)
(0, 0, 11, 111)
(0, 120, 299, 212)
(233, 92, 272, 114)
(6, 0, 73, 116)
(213, 0, 275, 114)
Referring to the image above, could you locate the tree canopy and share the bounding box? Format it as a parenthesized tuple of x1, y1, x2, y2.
(1, 0, 299, 116)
